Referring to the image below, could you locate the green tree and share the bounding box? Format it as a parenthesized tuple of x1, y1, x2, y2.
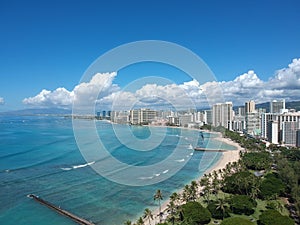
(136, 216, 144, 225)
(216, 198, 230, 219)
(258, 209, 294, 225)
(169, 192, 180, 206)
(223, 171, 258, 195)
(190, 180, 198, 201)
(229, 195, 257, 215)
(154, 189, 163, 222)
(243, 152, 271, 170)
(166, 200, 177, 225)
(220, 217, 254, 225)
(143, 208, 153, 225)
(259, 173, 285, 200)
(181, 201, 211, 225)
(199, 175, 211, 203)
(124, 220, 132, 225)
(207, 199, 230, 220)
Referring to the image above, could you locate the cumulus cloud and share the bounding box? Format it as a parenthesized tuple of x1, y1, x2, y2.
(23, 58, 300, 109)
(100, 82, 198, 110)
(0, 97, 4, 105)
(197, 58, 300, 105)
(23, 88, 73, 107)
(268, 58, 300, 89)
(23, 72, 119, 108)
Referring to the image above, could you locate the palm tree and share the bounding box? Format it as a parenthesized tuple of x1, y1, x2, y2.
(170, 192, 180, 206)
(199, 176, 211, 203)
(154, 189, 163, 222)
(136, 217, 144, 225)
(183, 184, 191, 202)
(167, 200, 177, 225)
(190, 180, 198, 200)
(250, 180, 261, 199)
(124, 220, 132, 225)
(216, 198, 228, 220)
(143, 208, 153, 225)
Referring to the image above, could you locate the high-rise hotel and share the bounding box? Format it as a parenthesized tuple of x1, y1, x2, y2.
(212, 102, 233, 129)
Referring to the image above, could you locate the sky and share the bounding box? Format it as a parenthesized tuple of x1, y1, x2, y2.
(1, 0, 300, 111)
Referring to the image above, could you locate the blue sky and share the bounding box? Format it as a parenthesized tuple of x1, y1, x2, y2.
(1, 0, 300, 111)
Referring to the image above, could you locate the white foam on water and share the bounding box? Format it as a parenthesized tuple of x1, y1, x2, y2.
(175, 158, 185, 162)
(162, 169, 169, 174)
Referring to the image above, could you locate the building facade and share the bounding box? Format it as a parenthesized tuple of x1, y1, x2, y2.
(270, 99, 285, 113)
(245, 100, 255, 114)
(212, 102, 233, 129)
(129, 109, 157, 124)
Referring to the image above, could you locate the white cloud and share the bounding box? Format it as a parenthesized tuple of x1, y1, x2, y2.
(23, 88, 74, 107)
(198, 58, 300, 105)
(23, 72, 119, 108)
(0, 97, 4, 105)
(23, 58, 300, 109)
(101, 82, 197, 110)
(268, 58, 300, 89)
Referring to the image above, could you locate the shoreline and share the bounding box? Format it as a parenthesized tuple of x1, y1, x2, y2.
(143, 132, 242, 225)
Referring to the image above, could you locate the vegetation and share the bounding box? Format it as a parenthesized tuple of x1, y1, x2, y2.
(207, 199, 230, 219)
(222, 171, 259, 196)
(229, 195, 257, 215)
(136, 217, 144, 225)
(258, 209, 294, 225)
(181, 201, 211, 225)
(130, 127, 299, 225)
(242, 152, 271, 170)
(143, 208, 153, 225)
(220, 217, 254, 225)
(258, 173, 285, 200)
(154, 189, 163, 222)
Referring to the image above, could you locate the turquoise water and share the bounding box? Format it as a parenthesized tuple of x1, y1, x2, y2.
(0, 116, 236, 225)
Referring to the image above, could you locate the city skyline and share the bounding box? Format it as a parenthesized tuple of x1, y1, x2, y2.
(1, 1, 300, 111)
(105, 98, 300, 147)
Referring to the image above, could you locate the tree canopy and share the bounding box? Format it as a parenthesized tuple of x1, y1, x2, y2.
(223, 171, 258, 195)
(220, 217, 254, 225)
(207, 201, 230, 220)
(259, 173, 285, 200)
(229, 195, 257, 216)
(242, 152, 271, 170)
(181, 201, 211, 225)
(258, 209, 294, 225)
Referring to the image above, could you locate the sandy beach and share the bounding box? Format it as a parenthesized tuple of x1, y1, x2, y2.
(143, 133, 242, 225)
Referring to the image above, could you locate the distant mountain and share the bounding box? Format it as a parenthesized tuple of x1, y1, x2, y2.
(1, 100, 300, 116)
(0, 108, 72, 116)
(255, 102, 270, 112)
(285, 101, 300, 111)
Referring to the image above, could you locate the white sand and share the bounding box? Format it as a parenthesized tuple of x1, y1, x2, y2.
(143, 133, 243, 225)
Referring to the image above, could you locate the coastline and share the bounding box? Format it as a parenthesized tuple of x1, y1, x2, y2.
(144, 132, 242, 225)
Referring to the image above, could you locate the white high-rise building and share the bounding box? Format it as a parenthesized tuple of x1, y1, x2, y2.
(282, 121, 300, 146)
(204, 110, 212, 125)
(267, 121, 279, 144)
(232, 115, 246, 132)
(245, 111, 261, 136)
(212, 102, 233, 129)
(130, 109, 157, 124)
(245, 100, 255, 114)
(261, 111, 300, 146)
(179, 114, 193, 127)
(270, 99, 285, 113)
(261, 113, 279, 139)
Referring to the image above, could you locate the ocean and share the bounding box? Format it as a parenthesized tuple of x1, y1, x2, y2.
(0, 115, 236, 225)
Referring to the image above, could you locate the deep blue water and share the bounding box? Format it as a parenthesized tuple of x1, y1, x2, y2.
(0, 115, 236, 225)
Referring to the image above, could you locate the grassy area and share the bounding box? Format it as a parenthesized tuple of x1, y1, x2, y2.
(197, 192, 289, 225)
